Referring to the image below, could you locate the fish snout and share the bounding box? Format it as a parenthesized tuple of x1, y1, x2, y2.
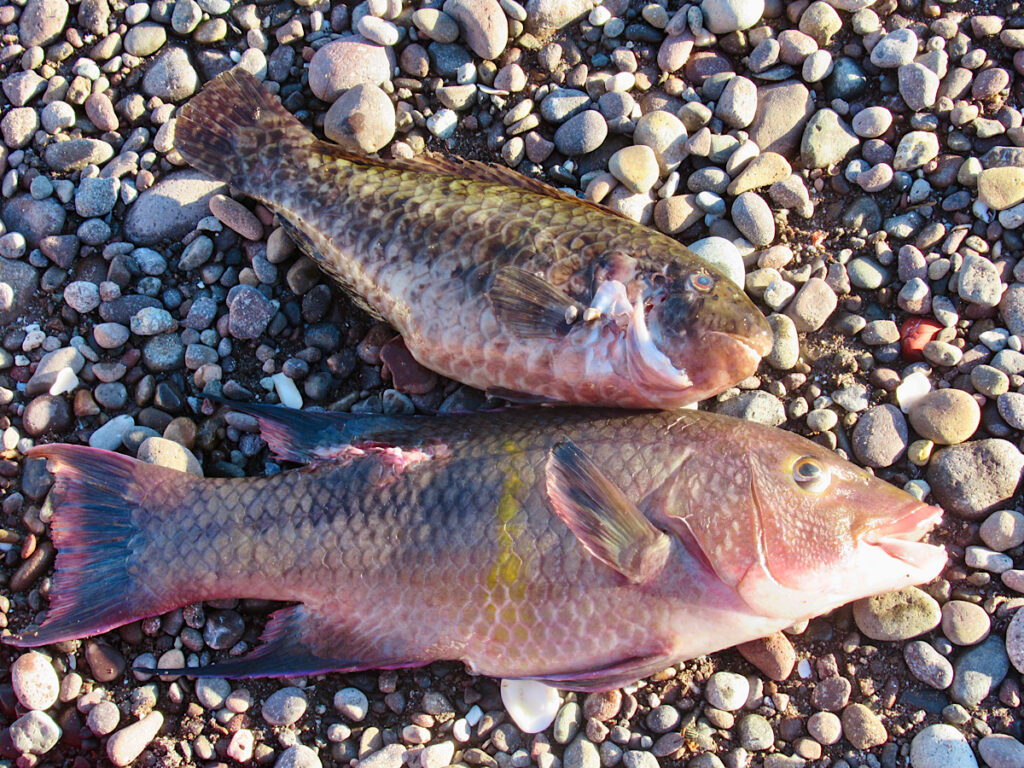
(708, 302, 773, 359)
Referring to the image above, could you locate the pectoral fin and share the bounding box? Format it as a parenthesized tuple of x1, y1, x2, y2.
(487, 267, 584, 339)
(545, 439, 670, 584)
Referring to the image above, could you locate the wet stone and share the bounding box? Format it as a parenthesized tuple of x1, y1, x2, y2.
(204, 609, 245, 649)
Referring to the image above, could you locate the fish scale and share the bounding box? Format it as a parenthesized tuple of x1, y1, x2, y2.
(172, 69, 773, 409)
(9, 406, 945, 689)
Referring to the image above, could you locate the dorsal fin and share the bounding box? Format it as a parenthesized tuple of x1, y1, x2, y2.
(310, 142, 629, 220)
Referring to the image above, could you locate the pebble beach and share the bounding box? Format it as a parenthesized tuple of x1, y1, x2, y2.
(1, 0, 1023, 766)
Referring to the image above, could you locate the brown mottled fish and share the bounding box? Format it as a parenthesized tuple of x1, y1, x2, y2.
(173, 70, 772, 408)
(7, 404, 946, 689)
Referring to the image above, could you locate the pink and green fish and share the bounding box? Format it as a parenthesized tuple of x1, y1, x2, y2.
(173, 70, 772, 409)
(7, 404, 945, 689)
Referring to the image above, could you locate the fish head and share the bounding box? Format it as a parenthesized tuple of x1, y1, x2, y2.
(636, 264, 772, 402)
(666, 421, 946, 621)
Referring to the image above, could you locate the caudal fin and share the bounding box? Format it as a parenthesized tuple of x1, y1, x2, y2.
(174, 68, 314, 191)
(5, 446, 180, 647)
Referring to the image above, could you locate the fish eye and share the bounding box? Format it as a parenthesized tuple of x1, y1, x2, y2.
(792, 457, 831, 493)
(688, 273, 715, 293)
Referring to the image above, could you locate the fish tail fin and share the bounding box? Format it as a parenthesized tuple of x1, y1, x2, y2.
(4, 445, 182, 647)
(174, 68, 314, 191)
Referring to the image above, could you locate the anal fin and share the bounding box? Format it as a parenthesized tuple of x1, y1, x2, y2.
(140, 604, 416, 679)
(530, 653, 675, 692)
(211, 397, 425, 463)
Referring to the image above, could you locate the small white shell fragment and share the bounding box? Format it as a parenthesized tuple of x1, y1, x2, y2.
(272, 372, 303, 410)
(797, 659, 813, 679)
(896, 371, 931, 413)
(500, 680, 561, 734)
(49, 366, 79, 396)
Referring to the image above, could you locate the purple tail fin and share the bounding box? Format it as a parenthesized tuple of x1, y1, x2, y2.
(5, 446, 162, 647)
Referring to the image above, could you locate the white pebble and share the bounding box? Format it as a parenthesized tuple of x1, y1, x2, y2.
(896, 371, 932, 413)
(49, 367, 79, 396)
(500, 679, 560, 734)
(272, 373, 303, 410)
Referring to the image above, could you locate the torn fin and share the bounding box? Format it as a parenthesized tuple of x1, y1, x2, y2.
(546, 439, 670, 584)
(174, 68, 313, 192)
(487, 267, 584, 339)
(530, 653, 675, 692)
(5, 446, 167, 647)
(211, 397, 428, 462)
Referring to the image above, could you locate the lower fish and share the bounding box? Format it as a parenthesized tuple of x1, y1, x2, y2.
(173, 70, 772, 409)
(7, 405, 946, 690)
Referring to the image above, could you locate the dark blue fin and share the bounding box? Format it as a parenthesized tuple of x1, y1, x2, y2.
(545, 439, 670, 584)
(5, 446, 167, 647)
(530, 653, 675, 692)
(210, 396, 425, 463)
(138, 605, 417, 679)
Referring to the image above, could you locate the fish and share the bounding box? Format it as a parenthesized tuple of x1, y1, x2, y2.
(6, 403, 946, 690)
(172, 70, 772, 409)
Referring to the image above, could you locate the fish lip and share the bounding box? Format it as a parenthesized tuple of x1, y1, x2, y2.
(863, 503, 947, 575)
(863, 503, 944, 544)
(707, 331, 768, 371)
(715, 328, 773, 359)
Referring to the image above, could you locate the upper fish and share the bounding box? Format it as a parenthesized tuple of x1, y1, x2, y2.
(173, 70, 772, 409)
(7, 403, 946, 690)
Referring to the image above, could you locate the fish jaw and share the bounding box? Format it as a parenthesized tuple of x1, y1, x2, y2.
(618, 321, 766, 408)
(735, 502, 946, 621)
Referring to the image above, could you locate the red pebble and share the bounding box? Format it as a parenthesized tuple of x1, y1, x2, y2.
(900, 317, 944, 360)
(380, 336, 438, 395)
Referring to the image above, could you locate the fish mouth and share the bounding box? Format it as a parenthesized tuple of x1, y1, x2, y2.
(716, 319, 774, 359)
(709, 330, 771, 370)
(863, 503, 947, 577)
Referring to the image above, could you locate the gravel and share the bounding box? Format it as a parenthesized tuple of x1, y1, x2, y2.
(3, 1, 1024, 766)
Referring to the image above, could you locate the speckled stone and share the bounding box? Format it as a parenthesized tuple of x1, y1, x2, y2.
(853, 586, 941, 641)
(927, 439, 1024, 520)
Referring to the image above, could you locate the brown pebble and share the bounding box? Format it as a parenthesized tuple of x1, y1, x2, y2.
(737, 631, 796, 680)
(209, 194, 263, 240)
(380, 337, 437, 395)
(10, 540, 54, 592)
(85, 640, 126, 683)
(582, 690, 621, 721)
